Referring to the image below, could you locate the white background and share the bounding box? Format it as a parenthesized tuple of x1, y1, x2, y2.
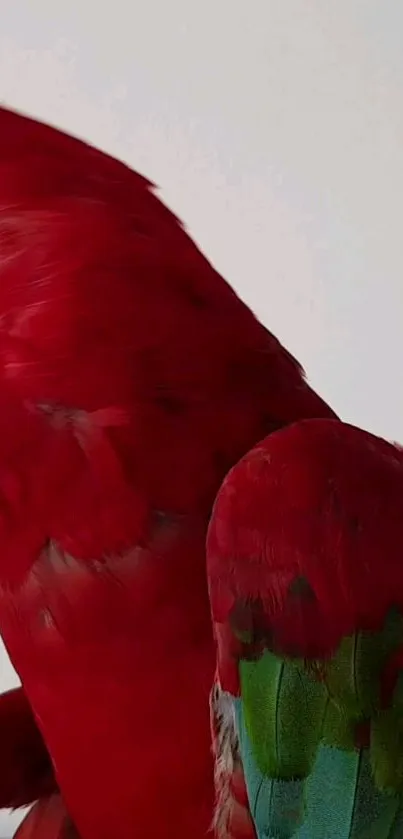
(0, 1, 403, 833)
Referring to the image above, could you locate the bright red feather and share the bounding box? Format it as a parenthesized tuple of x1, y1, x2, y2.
(0, 107, 336, 839)
(207, 418, 403, 690)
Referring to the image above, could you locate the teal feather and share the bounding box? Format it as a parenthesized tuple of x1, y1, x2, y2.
(235, 698, 305, 838)
(236, 698, 403, 838)
(302, 746, 401, 839)
(389, 806, 403, 837)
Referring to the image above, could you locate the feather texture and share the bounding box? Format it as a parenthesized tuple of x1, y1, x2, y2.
(14, 796, 78, 839)
(0, 688, 54, 809)
(210, 679, 256, 839)
(239, 652, 327, 778)
(0, 106, 336, 838)
(207, 418, 403, 837)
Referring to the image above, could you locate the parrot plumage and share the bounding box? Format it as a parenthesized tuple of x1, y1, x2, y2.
(207, 418, 403, 838)
(0, 106, 336, 839)
(0, 688, 54, 810)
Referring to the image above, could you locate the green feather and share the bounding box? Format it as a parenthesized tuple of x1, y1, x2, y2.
(322, 697, 358, 751)
(371, 665, 403, 793)
(235, 697, 306, 838)
(371, 708, 403, 793)
(324, 610, 403, 718)
(235, 610, 403, 835)
(239, 650, 327, 778)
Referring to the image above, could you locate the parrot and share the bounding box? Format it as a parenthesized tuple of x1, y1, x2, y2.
(0, 105, 337, 839)
(207, 417, 403, 839)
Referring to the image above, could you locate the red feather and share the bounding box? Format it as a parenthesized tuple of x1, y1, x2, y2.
(14, 796, 77, 839)
(207, 418, 403, 691)
(0, 688, 54, 809)
(0, 107, 336, 838)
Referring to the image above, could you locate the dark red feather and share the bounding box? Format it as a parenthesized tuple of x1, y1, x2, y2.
(0, 107, 336, 839)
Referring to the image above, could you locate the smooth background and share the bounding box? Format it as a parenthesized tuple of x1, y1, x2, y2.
(0, 1, 402, 833)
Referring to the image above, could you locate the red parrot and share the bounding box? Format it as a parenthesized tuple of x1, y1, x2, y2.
(207, 418, 403, 838)
(0, 106, 336, 839)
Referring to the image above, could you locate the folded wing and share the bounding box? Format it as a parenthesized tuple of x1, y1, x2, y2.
(207, 418, 403, 838)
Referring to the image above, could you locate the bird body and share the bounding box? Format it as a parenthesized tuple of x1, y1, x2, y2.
(0, 107, 335, 838)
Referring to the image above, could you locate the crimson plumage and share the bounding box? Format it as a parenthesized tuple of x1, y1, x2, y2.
(0, 107, 335, 838)
(208, 418, 403, 681)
